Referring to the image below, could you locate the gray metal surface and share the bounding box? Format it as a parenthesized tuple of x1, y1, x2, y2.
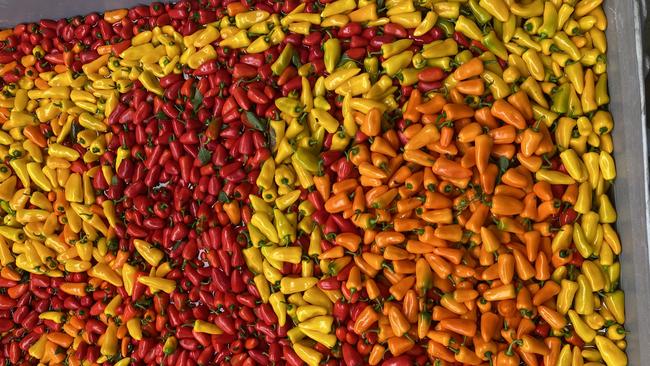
(0, 1, 649, 365)
(0, 0, 150, 26)
(605, 1, 650, 365)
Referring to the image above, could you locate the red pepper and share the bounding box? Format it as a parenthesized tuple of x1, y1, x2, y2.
(232, 88, 251, 110)
(453, 31, 471, 48)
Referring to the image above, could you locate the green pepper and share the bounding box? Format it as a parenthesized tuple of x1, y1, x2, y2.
(481, 31, 508, 60)
(436, 18, 455, 37)
(551, 84, 571, 114)
(272, 44, 295, 76)
(427, 57, 452, 71)
(469, 0, 492, 24)
(323, 39, 341, 74)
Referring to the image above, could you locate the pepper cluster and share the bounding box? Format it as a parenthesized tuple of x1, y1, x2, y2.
(0, 0, 628, 365)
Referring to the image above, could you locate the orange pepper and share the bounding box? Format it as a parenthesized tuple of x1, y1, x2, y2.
(353, 306, 379, 334)
(507, 90, 534, 120)
(324, 192, 351, 213)
(443, 103, 475, 121)
(104, 8, 128, 23)
(387, 336, 414, 357)
(491, 99, 526, 129)
(403, 89, 422, 122)
(455, 79, 485, 96)
(453, 58, 484, 81)
(335, 233, 361, 251)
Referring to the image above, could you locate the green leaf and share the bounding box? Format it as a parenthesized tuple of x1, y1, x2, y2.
(217, 191, 229, 203)
(268, 124, 277, 151)
(336, 54, 359, 68)
(497, 156, 510, 174)
(197, 147, 212, 165)
(291, 52, 302, 68)
(191, 87, 203, 113)
(155, 111, 169, 120)
(245, 111, 266, 132)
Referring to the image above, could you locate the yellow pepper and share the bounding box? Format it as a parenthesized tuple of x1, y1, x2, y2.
(100, 323, 118, 356)
(193, 320, 223, 335)
(560, 149, 588, 182)
(242, 247, 263, 274)
(595, 335, 627, 366)
(599, 150, 616, 180)
(455, 16, 483, 41)
(300, 327, 337, 348)
(127, 318, 143, 340)
(321, 0, 356, 17)
(535, 169, 575, 185)
(310, 108, 339, 133)
(254, 274, 271, 303)
(414, 11, 438, 37)
(25, 162, 51, 192)
(252, 212, 279, 243)
(276, 190, 301, 211)
(598, 194, 616, 223)
(138, 276, 176, 294)
(133, 239, 164, 267)
(269, 291, 288, 326)
(281, 276, 318, 294)
(293, 342, 323, 366)
(568, 310, 596, 342)
(556, 279, 579, 314)
(349, 4, 378, 23)
(89, 263, 123, 287)
(422, 39, 458, 59)
(575, 274, 594, 315)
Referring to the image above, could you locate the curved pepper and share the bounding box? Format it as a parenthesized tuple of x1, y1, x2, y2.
(595, 335, 627, 366)
(268, 292, 287, 327)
